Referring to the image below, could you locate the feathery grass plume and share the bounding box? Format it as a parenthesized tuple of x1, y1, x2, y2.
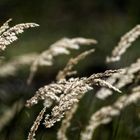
(0, 19, 12, 35)
(57, 74, 121, 140)
(0, 19, 39, 51)
(56, 49, 95, 140)
(80, 86, 140, 140)
(44, 70, 121, 128)
(26, 81, 66, 108)
(0, 53, 38, 77)
(27, 49, 94, 140)
(44, 78, 120, 128)
(56, 49, 95, 80)
(26, 69, 121, 108)
(26, 70, 121, 140)
(43, 78, 92, 128)
(106, 25, 140, 62)
(27, 37, 97, 84)
(96, 58, 140, 99)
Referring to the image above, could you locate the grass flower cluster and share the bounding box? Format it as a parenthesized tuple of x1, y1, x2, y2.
(0, 19, 139, 140)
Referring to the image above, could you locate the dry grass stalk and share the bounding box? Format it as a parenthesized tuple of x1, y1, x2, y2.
(0, 18, 136, 140)
(0, 53, 38, 77)
(43, 79, 92, 128)
(27, 106, 47, 140)
(0, 19, 39, 51)
(54, 70, 120, 140)
(96, 58, 140, 99)
(26, 70, 121, 140)
(56, 49, 95, 140)
(57, 104, 78, 140)
(106, 25, 140, 62)
(27, 37, 97, 84)
(26, 69, 121, 108)
(80, 86, 140, 140)
(56, 49, 95, 80)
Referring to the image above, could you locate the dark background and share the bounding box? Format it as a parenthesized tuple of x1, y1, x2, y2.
(1, 0, 140, 64)
(0, 0, 140, 140)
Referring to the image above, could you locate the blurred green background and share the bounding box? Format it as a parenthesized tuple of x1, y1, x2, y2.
(0, 0, 140, 140)
(1, 0, 140, 66)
